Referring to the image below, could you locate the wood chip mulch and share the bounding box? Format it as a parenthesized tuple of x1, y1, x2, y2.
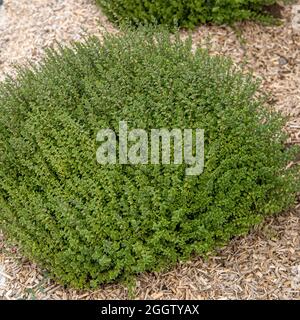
(0, 0, 299, 300)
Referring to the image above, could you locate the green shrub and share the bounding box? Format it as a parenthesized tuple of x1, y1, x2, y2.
(0, 27, 299, 288)
(96, 0, 282, 28)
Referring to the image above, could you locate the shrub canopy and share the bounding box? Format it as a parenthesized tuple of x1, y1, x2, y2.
(96, 0, 281, 28)
(0, 27, 299, 288)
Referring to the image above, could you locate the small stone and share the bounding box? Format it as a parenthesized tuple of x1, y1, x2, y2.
(0, 265, 6, 287)
(278, 56, 288, 66)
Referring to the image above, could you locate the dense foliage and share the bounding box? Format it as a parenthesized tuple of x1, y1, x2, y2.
(96, 0, 282, 28)
(0, 27, 298, 288)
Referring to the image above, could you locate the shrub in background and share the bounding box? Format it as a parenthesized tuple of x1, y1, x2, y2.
(0, 27, 299, 288)
(96, 0, 283, 28)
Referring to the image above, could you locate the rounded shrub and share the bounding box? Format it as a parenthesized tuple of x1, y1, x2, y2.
(96, 0, 282, 28)
(0, 27, 299, 288)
